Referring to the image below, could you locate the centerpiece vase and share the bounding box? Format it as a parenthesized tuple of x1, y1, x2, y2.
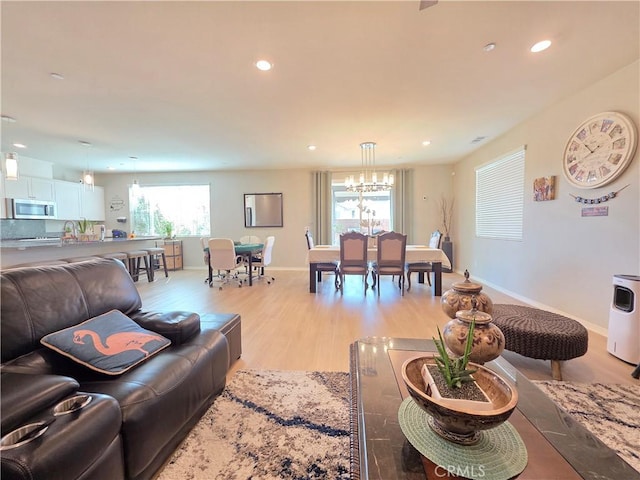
(441, 269, 493, 319)
(442, 305, 505, 365)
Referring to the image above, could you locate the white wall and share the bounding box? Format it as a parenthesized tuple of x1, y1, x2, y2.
(453, 60, 640, 332)
(97, 169, 314, 269)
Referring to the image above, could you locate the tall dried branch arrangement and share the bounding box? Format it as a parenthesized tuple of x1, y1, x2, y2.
(439, 196, 454, 238)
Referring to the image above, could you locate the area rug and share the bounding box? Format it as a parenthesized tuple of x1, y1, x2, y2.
(533, 381, 640, 472)
(156, 370, 351, 480)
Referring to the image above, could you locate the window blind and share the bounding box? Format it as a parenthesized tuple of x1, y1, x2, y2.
(475, 147, 525, 240)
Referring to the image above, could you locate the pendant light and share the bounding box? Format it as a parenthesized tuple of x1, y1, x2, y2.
(79, 141, 94, 191)
(5, 152, 19, 181)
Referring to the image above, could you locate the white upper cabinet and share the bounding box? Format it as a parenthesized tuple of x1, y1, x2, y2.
(81, 185, 105, 221)
(54, 180, 82, 220)
(2, 175, 55, 201)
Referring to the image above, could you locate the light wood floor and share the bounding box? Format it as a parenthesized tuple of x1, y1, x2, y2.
(136, 268, 638, 384)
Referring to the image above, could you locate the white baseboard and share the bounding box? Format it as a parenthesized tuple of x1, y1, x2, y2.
(456, 270, 608, 337)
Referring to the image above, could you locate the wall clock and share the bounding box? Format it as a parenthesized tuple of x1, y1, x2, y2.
(562, 111, 637, 189)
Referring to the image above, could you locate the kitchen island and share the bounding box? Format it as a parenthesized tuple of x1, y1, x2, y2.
(0, 236, 161, 269)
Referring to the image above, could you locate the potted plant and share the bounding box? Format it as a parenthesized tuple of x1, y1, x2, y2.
(161, 221, 174, 239)
(422, 319, 492, 411)
(401, 318, 518, 445)
(77, 218, 95, 241)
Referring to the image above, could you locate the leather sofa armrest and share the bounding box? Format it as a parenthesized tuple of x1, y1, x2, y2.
(129, 311, 201, 345)
(0, 372, 79, 434)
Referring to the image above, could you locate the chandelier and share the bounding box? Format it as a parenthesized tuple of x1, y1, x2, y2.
(345, 142, 394, 193)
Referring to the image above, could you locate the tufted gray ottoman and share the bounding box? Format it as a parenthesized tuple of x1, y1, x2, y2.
(492, 304, 589, 380)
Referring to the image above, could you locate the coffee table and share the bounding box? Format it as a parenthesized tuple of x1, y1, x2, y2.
(350, 337, 639, 480)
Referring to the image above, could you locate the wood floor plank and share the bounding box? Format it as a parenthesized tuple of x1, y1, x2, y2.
(135, 269, 638, 384)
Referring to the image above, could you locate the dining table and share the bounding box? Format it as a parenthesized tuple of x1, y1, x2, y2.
(306, 245, 451, 295)
(205, 242, 264, 287)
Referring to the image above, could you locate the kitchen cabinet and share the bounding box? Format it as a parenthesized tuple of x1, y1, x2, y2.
(81, 186, 105, 221)
(52, 181, 105, 221)
(54, 180, 82, 220)
(2, 175, 55, 201)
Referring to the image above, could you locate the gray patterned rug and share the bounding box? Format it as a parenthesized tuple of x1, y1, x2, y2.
(157, 370, 350, 480)
(533, 381, 640, 472)
(155, 370, 639, 479)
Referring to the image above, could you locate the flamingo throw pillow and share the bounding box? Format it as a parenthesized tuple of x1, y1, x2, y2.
(41, 309, 171, 375)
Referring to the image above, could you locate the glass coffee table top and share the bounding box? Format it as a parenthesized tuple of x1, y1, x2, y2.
(350, 337, 639, 480)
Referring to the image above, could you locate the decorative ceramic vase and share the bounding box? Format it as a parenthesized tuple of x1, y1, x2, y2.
(441, 269, 493, 319)
(442, 299, 505, 364)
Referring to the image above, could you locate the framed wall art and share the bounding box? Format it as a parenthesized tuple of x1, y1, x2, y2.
(533, 176, 555, 201)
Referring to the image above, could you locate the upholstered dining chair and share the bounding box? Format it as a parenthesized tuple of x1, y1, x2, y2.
(406, 230, 442, 291)
(207, 238, 244, 289)
(371, 231, 407, 296)
(305, 230, 339, 288)
(337, 231, 369, 294)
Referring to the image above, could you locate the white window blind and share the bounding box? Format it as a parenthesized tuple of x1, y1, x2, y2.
(475, 147, 525, 240)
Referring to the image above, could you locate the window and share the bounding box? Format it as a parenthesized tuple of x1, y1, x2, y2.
(475, 147, 525, 240)
(129, 184, 210, 237)
(331, 178, 392, 245)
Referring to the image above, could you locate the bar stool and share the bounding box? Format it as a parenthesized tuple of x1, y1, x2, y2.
(99, 252, 128, 267)
(64, 256, 102, 263)
(144, 247, 169, 281)
(125, 250, 152, 282)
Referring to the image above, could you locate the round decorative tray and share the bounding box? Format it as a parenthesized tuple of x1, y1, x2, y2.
(398, 397, 527, 480)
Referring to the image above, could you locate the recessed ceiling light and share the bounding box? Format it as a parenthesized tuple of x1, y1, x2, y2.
(50, 72, 64, 80)
(483, 42, 496, 52)
(256, 60, 272, 71)
(307, 145, 317, 151)
(1, 115, 16, 123)
(531, 40, 552, 53)
(12, 143, 26, 149)
(422, 140, 431, 146)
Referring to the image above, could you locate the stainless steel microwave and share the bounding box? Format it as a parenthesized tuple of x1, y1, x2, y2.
(6, 198, 57, 219)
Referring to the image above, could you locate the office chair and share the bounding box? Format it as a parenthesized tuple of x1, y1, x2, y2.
(207, 238, 244, 290)
(247, 236, 276, 284)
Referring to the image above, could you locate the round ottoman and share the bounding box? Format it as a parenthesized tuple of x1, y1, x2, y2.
(492, 304, 589, 380)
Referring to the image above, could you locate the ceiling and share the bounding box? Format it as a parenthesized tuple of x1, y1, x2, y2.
(1, 1, 639, 174)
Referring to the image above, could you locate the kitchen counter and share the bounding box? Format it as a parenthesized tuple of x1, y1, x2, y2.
(0, 236, 160, 249)
(0, 236, 162, 269)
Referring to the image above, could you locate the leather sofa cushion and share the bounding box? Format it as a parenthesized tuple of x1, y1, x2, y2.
(1, 259, 143, 363)
(130, 311, 201, 344)
(41, 310, 171, 375)
(0, 373, 79, 434)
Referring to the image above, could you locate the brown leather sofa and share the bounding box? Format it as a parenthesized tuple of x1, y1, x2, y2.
(0, 259, 241, 480)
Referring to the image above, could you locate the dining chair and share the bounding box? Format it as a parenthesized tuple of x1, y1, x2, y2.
(239, 235, 261, 245)
(406, 230, 442, 291)
(207, 238, 244, 289)
(337, 231, 369, 294)
(371, 231, 407, 296)
(246, 235, 275, 284)
(305, 230, 339, 288)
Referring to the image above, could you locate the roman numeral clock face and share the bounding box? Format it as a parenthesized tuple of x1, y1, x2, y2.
(563, 111, 637, 189)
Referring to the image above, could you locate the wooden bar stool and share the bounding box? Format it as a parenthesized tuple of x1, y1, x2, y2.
(99, 252, 128, 267)
(64, 256, 102, 263)
(125, 250, 152, 282)
(144, 247, 169, 281)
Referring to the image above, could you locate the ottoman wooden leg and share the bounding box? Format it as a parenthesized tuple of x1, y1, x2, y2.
(551, 360, 563, 380)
